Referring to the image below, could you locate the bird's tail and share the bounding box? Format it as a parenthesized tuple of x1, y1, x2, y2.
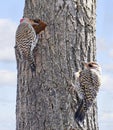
(28, 55, 36, 72)
(30, 61, 36, 72)
(74, 100, 86, 122)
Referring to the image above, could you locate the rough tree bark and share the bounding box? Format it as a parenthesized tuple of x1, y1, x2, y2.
(16, 0, 98, 130)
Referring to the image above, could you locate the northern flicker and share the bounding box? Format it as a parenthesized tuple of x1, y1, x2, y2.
(74, 62, 101, 122)
(15, 17, 47, 71)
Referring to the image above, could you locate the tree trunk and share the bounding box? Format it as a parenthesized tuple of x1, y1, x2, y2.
(16, 0, 98, 130)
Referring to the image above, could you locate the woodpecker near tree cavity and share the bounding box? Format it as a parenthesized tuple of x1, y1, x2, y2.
(74, 62, 101, 122)
(15, 17, 47, 71)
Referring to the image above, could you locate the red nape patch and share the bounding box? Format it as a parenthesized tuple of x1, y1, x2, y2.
(20, 18, 24, 23)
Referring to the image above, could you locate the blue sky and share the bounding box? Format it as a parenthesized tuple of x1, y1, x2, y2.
(97, 0, 113, 130)
(0, 1, 113, 130)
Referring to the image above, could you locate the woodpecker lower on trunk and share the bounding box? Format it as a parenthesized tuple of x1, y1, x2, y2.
(74, 62, 101, 122)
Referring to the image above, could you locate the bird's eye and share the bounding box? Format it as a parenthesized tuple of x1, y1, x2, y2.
(33, 19, 40, 23)
(34, 20, 38, 23)
(88, 64, 93, 67)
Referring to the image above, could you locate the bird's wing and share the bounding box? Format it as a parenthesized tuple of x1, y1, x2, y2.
(79, 70, 98, 108)
(15, 22, 38, 57)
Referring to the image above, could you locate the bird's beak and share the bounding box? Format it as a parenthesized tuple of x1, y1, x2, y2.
(81, 62, 88, 67)
(84, 62, 88, 66)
